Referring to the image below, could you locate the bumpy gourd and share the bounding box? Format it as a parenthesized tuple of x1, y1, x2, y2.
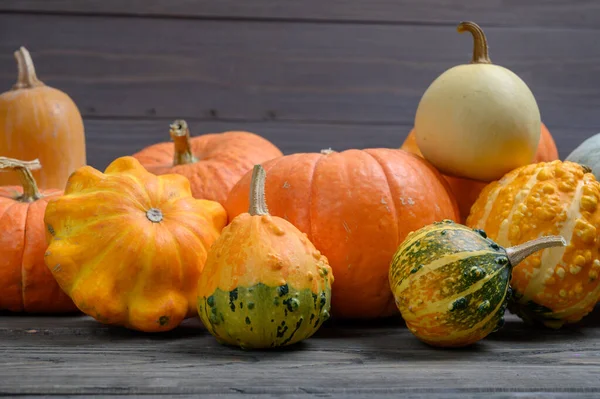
(566, 133, 600, 181)
(198, 165, 333, 349)
(0, 47, 86, 190)
(414, 21, 541, 182)
(467, 161, 600, 328)
(390, 220, 565, 347)
(0, 157, 76, 313)
(44, 156, 227, 332)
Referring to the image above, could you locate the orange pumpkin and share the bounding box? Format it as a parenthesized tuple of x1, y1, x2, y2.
(225, 148, 459, 319)
(0, 47, 86, 190)
(132, 119, 283, 206)
(467, 161, 600, 328)
(44, 156, 227, 332)
(402, 123, 559, 221)
(0, 157, 76, 313)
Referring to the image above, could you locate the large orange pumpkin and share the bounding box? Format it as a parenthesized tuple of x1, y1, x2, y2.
(0, 157, 76, 313)
(0, 47, 86, 190)
(402, 123, 559, 221)
(44, 156, 227, 332)
(225, 149, 460, 319)
(467, 161, 600, 328)
(132, 119, 283, 207)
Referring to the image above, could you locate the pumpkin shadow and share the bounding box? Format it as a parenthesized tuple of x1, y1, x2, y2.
(0, 310, 83, 317)
(1, 314, 208, 343)
(312, 315, 489, 361)
(487, 307, 600, 343)
(312, 315, 406, 340)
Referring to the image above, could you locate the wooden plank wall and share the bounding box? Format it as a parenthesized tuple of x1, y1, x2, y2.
(1, 1, 599, 170)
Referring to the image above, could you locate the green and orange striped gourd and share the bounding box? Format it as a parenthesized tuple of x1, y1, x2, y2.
(389, 220, 565, 347)
(197, 165, 334, 349)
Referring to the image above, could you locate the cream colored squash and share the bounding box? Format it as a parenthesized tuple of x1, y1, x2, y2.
(414, 21, 541, 182)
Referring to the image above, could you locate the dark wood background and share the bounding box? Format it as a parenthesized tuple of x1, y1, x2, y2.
(1, 1, 600, 170)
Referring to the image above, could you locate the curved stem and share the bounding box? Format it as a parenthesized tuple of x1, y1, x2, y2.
(169, 119, 198, 165)
(0, 157, 43, 202)
(12, 47, 44, 90)
(248, 165, 269, 216)
(457, 21, 492, 64)
(505, 236, 566, 267)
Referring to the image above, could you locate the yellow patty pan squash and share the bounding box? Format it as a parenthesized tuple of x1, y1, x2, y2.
(44, 156, 227, 332)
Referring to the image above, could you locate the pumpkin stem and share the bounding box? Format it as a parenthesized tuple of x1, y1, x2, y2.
(249, 164, 269, 216)
(170, 119, 198, 165)
(320, 148, 336, 155)
(505, 236, 566, 267)
(13, 47, 45, 90)
(457, 21, 492, 64)
(0, 157, 43, 202)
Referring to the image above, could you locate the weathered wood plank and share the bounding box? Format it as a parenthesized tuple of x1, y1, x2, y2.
(79, 118, 595, 170)
(0, 310, 599, 397)
(1, 14, 600, 132)
(83, 118, 408, 169)
(13, 395, 600, 399)
(1, 0, 600, 29)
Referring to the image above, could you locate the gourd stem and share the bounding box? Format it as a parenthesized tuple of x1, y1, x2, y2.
(457, 21, 492, 64)
(13, 47, 44, 90)
(505, 236, 566, 267)
(0, 157, 43, 202)
(170, 119, 198, 165)
(248, 165, 269, 216)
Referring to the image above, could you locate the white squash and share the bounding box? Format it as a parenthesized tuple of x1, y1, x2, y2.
(414, 21, 541, 182)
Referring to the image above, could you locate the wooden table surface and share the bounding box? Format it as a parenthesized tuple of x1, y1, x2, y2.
(1, 307, 599, 398)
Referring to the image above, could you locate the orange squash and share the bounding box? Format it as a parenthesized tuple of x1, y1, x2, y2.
(402, 123, 559, 221)
(0, 157, 76, 313)
(44, 156, 227, 332)
(467, 161, 600, 328)
(0, 47, 86, 190)
(198, 165, 333, 349)
(132, 119, 283, 206)
(225, 148, 459, 319)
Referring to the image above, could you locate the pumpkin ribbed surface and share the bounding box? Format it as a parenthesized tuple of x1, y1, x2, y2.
(225, 148, 459, 319)
(0, 158, 75, 313)
(389, 220, 511, 347)
(44, 156, 227, 332)
(466, 160, 600, 327)
(132, 121, 282, 206)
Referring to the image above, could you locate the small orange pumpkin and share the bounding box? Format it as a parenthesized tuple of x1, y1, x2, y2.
(0, 47, 86, 190)
(402, 123, 559, 221)
(44, 156, 227, 332)
(467, 161, 600, 328)
(132, 120, 283, 206)
(0, 157, 76, 313)
(198, 165, 333, 349)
